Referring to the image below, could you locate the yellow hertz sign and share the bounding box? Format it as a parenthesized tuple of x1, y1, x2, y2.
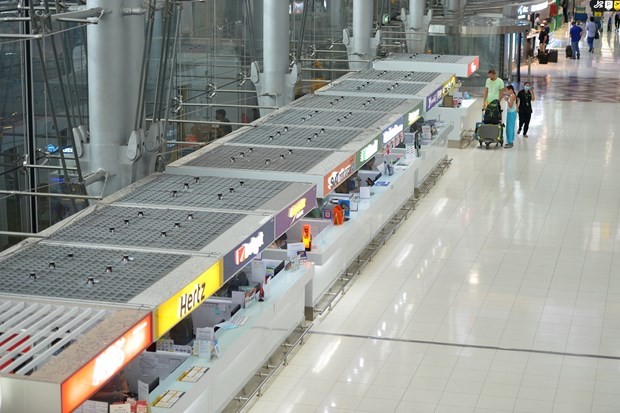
(154, 260, 223, 339)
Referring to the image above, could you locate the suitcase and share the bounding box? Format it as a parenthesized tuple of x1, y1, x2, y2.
(566, 45, 573, 58)
(475, 122, 504, 150)
(538, 52, 549, 64)
(547, 49, 558, 63)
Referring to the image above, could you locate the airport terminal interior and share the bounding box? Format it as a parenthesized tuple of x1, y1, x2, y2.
(1, 1, 620, 413)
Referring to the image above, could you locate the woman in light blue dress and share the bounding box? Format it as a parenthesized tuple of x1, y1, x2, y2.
(504, 85, 517, 148)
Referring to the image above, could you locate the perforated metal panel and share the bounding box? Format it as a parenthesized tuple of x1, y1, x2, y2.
(291, 95, 406, 112)
(229, 125, 361, 149)
(323, 80, 427, 95)
(185, 145, 328, 172)
(0, 243, 188, 303)
(0, 300, 108, 375)
(116, 174, 289, 210)
(262, 108, 385, 129)
(349, 69, 441, 83)
(397, 54, 462, 63)
(51, 206, 244, 251)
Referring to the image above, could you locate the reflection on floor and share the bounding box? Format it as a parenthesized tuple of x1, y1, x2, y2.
(244, 23, 620, 413)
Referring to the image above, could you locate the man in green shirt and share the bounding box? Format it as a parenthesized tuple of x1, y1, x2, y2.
(482, 69, 505, 109)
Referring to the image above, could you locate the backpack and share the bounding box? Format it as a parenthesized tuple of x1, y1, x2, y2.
(483, 99, 502, 124)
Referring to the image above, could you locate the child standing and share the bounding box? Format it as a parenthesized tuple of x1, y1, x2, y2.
(504, 85, 517, 148)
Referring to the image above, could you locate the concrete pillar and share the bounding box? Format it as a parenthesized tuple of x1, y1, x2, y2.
(404, 0, 433, 54)
(328, 0, 343, 37)
(251, 0, 298, 115)
(86, 0, 145, 195)
(343, 0, 379, 70)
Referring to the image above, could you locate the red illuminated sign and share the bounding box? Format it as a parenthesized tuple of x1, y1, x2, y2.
(468, 57, 479, 76)
(61, 314, 153, 413)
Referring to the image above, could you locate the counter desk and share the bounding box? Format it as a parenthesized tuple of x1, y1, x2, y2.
(427, 99, 480, 148)
(262, 124, 451, 308)
(144, 264, 312, 413)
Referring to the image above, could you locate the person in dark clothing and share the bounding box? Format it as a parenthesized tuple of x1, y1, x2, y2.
(562, 0, 569, 23)
(517, 82, 536, 138)
(615, 12, 620, 31)
(215, 109, 232, 138)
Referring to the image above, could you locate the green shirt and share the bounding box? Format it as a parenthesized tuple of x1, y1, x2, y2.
(485, 77, 505, 103)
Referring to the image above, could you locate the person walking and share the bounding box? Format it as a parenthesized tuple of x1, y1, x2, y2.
(586, 16, 597, 52)
(615, 11, 620, 31)
(538, 22, 550, 53)
(482, 68, 505, 110)
(504, 85, 517, 148)
(569, 21, 583, 59)
(517, 82, 536, 138)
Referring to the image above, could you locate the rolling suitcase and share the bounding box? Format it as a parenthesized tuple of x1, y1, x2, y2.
(547, 49, 558, 63)
(566, 45, 573, 58)
(538, 52, 549, 64)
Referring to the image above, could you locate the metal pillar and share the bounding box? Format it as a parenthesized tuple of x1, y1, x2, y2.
(84, 0, 147, 196)
(403, 0, 432, 54)
(328, 0, 343, 37)
(250, 0, 298, 116)
(343, 0, 379, 70)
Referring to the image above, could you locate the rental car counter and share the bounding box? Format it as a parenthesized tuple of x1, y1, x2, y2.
(261, 122, 453, 307)
(0, 171, 316, 413)
(372, 53, 482, 147)
(314, 71, 454, 188)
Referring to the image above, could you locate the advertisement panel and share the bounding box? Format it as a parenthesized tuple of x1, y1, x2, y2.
(61, 314, 153, 413)
(442, 75, 457, 96)
(467, 57, 479, 76)
(154, 260, 223, 339)
(425, 85, 443, 111)
(356, 137, 381, 166)
(222, 219, 275, 280)
(381, 117, 404, 146)
(322, 155, 356, 196)
(275, 186, 318, 237)
(406, 108, 422, 127)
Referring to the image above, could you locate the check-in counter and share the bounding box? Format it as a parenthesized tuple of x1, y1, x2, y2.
(122, 264, 312, 413)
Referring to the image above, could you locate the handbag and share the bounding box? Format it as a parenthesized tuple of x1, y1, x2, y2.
(595, 30, 600, 39)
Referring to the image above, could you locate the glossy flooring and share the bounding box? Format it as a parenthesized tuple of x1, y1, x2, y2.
(243, 26, 620, 413)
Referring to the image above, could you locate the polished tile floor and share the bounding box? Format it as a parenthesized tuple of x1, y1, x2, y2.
(244, 27, 620, 413)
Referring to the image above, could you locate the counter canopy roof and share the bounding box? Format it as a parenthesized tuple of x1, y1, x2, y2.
(373, 53, 481, 77)
(0, 64, 466, 411)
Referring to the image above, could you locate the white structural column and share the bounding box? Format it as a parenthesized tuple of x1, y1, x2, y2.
(85, 0, 146, 196)
(343, 0, 380, 70)
(251, 0, 298, 116)
(444, 0, 466, 15)
(403, 0, 433, 54)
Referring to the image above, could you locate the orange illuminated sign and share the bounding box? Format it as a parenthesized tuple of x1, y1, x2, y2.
(61, 314, 153, 413)
(323, 155, 355, 197)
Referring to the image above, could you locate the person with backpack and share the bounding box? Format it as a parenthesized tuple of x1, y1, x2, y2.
(517, 82, 536, 138)
(482, 69, 505, 111)
(503, 85, 517, 148)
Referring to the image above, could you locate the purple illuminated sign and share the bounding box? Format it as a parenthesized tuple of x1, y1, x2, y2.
(425, 85, 443, 111)
(275, 186, 318, 237)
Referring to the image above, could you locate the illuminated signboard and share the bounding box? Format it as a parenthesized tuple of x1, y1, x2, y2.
(530, 0, 549, 11)
(154, 260, 223, 338)
(223, 219, 275, 280)
(590, 0, 620, 10)
(425, 85, 443, 111)
(442, 75, 457, 96)
(382, 117, 404, 145)
(275, 186, 318, 236)
(61, 314, 153, 413)
(356, 137, 380, 165)
(407, 109, 421, 126)
(467, 57, 479, 76)
(323, 155, 356, 196)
